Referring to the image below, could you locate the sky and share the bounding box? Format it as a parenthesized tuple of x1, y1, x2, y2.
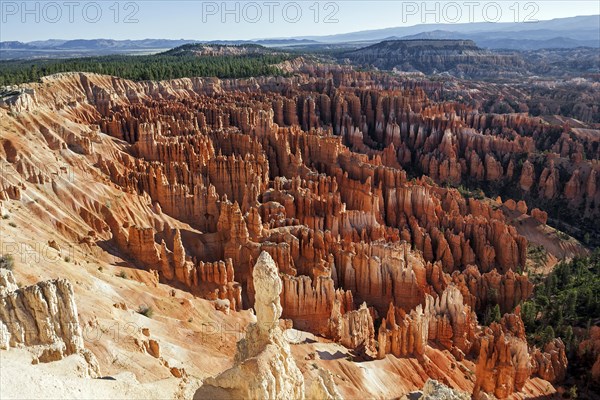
(0, 0, 598, 42)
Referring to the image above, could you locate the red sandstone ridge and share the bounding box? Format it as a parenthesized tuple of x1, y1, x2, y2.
(0, 69, 583, 399)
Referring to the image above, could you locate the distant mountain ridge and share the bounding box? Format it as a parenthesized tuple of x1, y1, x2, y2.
(0, 39, 199, 60)
(1, 38, 194, 50)
(397, 28, 599, 50)
(0, 38, 317, 59)
(297, 15, 599, 44)
(0, 15, 597, 59)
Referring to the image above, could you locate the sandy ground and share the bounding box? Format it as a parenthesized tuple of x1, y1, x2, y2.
(0, 348, 196, 400)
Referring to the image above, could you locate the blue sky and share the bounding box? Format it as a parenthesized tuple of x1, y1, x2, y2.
(0, 1, 598, 42)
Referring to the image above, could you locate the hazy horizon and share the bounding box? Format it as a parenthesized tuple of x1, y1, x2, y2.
(0, 1, 598, 42)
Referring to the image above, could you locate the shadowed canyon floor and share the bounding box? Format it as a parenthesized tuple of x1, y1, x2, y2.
(0, 67, 596, 399)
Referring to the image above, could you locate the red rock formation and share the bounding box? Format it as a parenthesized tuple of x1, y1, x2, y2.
(474, 322, 530, 399)
(280, 274, 337, 334)
(328, 299, 376, 355)
(531, 339, 568, 383)
(519, 160, 535, 192)
(473, 313, 568, 398)
(377, 302, 429, 358)
(3, 69, 590, 398)
(538, 163, 559, 199)
(452, 266, 533, 314)
(378, 285, 477, 359)
(530, 208, 548, 225)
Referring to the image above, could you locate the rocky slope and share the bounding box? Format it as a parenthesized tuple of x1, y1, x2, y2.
(0, 67, 588, 398)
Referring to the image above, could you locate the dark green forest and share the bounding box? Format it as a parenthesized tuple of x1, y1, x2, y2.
(0, 53, 292, 86)
(521, 250, 600, 394)
(522, 250, 600, 349)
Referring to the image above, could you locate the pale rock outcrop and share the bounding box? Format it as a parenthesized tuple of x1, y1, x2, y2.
(401, 379, 471, 400)
(306, 368, 343, 400)
(425, 285, 477, 354)
(0, 270, 99, 376)
(201, 252, 305, 399)
(0, 268, 18, 293)
(0, 88, 38, 112)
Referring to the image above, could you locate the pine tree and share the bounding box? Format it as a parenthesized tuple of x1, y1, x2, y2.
(491, 304, 501, 324)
